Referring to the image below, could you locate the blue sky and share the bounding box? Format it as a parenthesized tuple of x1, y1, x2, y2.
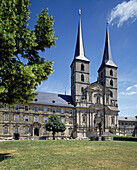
(28, 0, 137, 117)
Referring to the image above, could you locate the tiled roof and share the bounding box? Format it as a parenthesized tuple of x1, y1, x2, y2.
(30, 92, 75, 108)
(118, 116, 137, 122)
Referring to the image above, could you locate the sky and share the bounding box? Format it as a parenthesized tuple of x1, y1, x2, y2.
(28, 0, 137, 117)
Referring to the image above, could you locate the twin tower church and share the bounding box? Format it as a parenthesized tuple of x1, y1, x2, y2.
(70, 11, 119, 137)
(0, 11, 119, 139)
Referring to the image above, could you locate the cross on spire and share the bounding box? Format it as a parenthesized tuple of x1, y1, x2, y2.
(79, 9, 81, 16)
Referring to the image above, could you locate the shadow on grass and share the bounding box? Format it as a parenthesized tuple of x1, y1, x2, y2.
(0, 153, 13, 162)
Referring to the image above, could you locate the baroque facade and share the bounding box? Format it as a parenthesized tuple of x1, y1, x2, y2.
(0, 11, 137, 140)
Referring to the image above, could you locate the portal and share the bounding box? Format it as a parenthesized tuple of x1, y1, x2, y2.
(34, 128, 39, 136)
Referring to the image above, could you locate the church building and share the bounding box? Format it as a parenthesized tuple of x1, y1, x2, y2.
(1, 10, 136, 140)
(70, 10, 119, 138)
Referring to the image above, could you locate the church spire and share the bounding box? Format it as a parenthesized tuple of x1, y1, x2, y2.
(98, 23, 117, 71)
(74, 9, 89, 62)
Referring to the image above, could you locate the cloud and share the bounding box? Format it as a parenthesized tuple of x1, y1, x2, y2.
(121, 84, 137, 95)
(121, 91, 137, 95)
(109, 0, 137, 27)
(126, 84, 137, 91)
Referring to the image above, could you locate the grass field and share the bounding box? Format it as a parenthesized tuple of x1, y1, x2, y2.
(0, 140, 137, 170)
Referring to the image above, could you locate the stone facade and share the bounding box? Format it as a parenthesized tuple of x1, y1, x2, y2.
(118, 116, 137, 137)
(0, 104, 74, 140)
(0, 11, 136, 140)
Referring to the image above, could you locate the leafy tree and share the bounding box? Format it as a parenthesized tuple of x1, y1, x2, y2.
(0, 0, 57, 105)
(45, 115, 66, 140)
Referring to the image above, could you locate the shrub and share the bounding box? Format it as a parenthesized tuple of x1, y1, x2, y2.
(113, 136, 137, 141)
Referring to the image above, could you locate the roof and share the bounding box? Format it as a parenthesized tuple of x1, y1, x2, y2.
(30, 92, 75, 108)
(98, 24, 117, 71)
(118, 117, 137, 122)
(74, 10, 89, 62)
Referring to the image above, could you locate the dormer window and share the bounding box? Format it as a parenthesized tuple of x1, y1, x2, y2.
(81, 64, 84, 71)
(81, 74, 84, 82)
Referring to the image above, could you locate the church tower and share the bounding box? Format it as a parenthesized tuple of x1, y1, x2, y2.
(70, 10, 90, 106)
(98, 23, 118, 107)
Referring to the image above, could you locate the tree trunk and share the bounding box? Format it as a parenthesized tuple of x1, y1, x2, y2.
(53, 131, 55, 140)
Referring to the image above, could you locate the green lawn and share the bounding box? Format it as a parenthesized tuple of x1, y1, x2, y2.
(0, 140, 137, 170)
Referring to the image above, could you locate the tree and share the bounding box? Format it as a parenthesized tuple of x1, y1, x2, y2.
(0, 0, 57, 105)
(45, 115, 66, 140)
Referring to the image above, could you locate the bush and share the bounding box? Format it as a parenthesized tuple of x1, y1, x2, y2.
(113, 136, 137, 141)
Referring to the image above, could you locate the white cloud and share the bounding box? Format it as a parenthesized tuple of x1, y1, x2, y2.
(121, 91, 137, 95)
(126, 84, 137, 91)
(121, 84, 137, 95)
(109, 0, 137, 27)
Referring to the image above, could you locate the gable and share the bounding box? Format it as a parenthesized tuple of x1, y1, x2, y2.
(86, 81, 110, 93)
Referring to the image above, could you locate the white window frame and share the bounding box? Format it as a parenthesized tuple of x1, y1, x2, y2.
(69, 118, 73, 124)
(25, 127, 29, 134)
(15, 126, 18, 133)
(52, 108, 56, 113)
(15, 115, 19, 121)
(25, 115, 29, 121)
(25, 105, 29, 111)
(44, 117, 47, 123)
(4, 126, 8, 134)
(4, 104, 8, 109)
(34, 116, 38, 122)
(44, 107, 47, 112)
(4, 114, 8, 121)
(69, 110, 72, 114)
(61, 109, 64, 114)
(34, 106, 38, 112)
(69, 129, 72, 135)
(61, 117, 64, 123)
(15, 105, 19, 110)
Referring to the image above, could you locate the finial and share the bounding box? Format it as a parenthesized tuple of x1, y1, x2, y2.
(79, 9, 81, 16)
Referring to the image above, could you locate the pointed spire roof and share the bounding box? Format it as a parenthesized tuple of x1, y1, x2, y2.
(98, 23, 117, 71)
(74, 9, 89, 62)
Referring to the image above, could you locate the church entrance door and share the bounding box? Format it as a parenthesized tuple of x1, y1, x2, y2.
(34, 128, 39, 136)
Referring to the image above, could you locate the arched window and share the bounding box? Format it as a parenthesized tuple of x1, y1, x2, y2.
(81, 87, 84, 93)
(81, 74, 84, 82)
(110, 70, 113, 76)
(110, 91, 113, 98)
(97, 96, 100, 104)
(81, 64, 84, 71)
(110, 80, 113, 86)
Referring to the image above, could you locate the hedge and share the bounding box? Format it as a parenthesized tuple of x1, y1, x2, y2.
(113, 136, 137, 141)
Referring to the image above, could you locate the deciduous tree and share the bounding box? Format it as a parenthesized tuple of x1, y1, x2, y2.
(45, 115, 66, 140)
(0, 0, 57, 105)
